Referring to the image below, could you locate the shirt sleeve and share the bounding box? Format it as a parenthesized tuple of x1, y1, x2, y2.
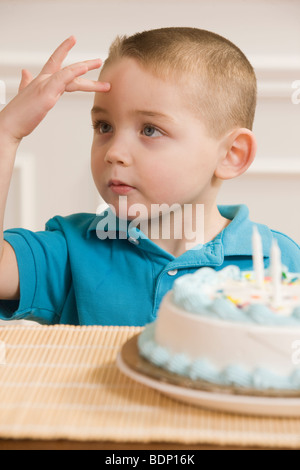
(0, 225, 71, 324)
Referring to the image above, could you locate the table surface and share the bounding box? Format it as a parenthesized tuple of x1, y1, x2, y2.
(0, 324, 299, 450)
(0, 439, 265, 450)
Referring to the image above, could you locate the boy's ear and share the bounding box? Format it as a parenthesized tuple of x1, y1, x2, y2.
(214, 128, 257, 180)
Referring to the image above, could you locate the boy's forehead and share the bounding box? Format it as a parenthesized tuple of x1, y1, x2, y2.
(98, 56, 160, 83)
(97, 57, 172, 97)
(94, 57, 197, 119)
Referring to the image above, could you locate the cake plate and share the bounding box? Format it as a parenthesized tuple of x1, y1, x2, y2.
(117, 334, 300, 417)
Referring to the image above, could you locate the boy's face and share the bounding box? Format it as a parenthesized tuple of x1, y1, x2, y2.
(91, 58, 223, 220)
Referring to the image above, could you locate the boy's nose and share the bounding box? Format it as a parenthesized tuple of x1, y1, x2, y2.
(104, 139, 132, 167)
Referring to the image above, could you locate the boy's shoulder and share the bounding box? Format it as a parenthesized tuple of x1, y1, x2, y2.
(219, 204, 300, 271)
(270, 228, 300, 248)
(45, 212, 99, 237)
(45, 208, 128, 241)
(269, 228, 300, 268)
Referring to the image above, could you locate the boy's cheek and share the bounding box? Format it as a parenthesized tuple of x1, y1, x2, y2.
(90, 151, 104, 176)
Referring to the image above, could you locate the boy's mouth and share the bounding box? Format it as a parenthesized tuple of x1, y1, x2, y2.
(108, 179, 136, 195)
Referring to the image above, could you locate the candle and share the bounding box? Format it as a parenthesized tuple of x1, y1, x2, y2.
(270, 239, 282, 307)
(252, 226, 264, 288)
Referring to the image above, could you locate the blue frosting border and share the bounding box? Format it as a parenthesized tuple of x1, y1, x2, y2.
(138, 323, 300, 391)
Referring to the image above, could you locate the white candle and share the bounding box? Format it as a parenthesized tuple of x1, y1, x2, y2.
(252, 226, 264, 288)
(270, 239, 282, 307)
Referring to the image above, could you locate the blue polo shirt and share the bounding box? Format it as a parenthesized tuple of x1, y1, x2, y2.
(1, 204, 300, 326)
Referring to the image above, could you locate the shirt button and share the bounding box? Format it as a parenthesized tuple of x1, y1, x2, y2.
(168, 269, 178, 276)
(128, 236, 140, 245)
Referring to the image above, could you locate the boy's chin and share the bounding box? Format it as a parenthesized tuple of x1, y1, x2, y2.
(110, 200, 184, 222)
(106, 203, 148, 222)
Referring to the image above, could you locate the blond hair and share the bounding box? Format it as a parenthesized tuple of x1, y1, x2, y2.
(102, 27, 257, 139)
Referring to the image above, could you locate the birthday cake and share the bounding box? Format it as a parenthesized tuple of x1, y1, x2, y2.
(138, 235, 300, 392)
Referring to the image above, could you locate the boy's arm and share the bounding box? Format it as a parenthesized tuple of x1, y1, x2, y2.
(0, 36, 109, 300)
(0, 130, 21, 299)
(0, 241, 20, 300)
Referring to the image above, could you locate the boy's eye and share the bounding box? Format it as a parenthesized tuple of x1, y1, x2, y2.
(142, 125, 163, 138)
(92, 121, 163, 137)
(99, 122, 113, 134)
(93, 121, 113, 134)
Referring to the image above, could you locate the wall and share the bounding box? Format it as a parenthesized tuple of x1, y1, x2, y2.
(0, 0, 300, 242)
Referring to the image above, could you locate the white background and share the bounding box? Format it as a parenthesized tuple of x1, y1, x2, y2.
(0, 0, 300, 242)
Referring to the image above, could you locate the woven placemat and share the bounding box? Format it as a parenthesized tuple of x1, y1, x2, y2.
(0, 324, 299, 448)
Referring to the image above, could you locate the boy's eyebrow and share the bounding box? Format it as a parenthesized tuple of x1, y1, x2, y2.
(91, 106, 176, 122)
(134, 110, 176, 123)
(91, 106, 109, 115)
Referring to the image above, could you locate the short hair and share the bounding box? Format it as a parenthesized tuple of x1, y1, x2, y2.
(102, 27, 257, 139)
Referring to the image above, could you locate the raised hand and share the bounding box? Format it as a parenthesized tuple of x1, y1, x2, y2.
(0, 36, 110, 142)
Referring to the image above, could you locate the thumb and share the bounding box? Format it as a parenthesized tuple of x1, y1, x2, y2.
(18, 69, 33, 92)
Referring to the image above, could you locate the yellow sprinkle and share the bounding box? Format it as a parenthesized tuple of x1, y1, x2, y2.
(226, 295, 241, 305)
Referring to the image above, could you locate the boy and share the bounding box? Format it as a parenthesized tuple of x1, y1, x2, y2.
(0, 28, 299, 326)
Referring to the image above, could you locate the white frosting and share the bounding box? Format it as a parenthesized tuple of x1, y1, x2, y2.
(138, 266, 300, 391)
(172, 266, 300, 325)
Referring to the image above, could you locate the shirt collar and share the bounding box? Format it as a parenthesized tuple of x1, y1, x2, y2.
(86, 204, 272, 259)
(219, 204, 272, 257)
(86, 207, 127, 238)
